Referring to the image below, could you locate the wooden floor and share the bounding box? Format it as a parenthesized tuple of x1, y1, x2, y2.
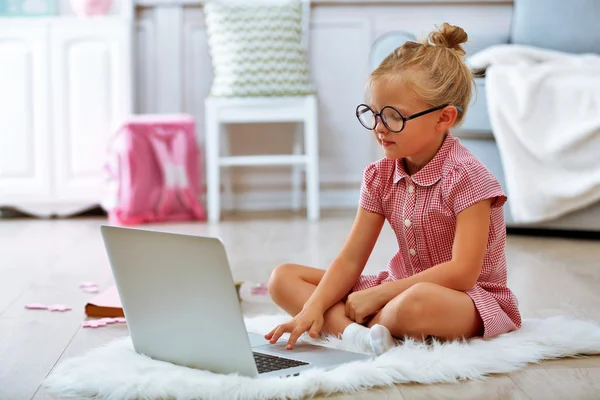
(2, 210, 600, 399)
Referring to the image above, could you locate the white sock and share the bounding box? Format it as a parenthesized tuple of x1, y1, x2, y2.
(369, 324, 396, 356)
(342, 323, 372, 353)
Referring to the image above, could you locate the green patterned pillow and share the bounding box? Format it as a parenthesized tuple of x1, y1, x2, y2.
(203, 0, 316, 97)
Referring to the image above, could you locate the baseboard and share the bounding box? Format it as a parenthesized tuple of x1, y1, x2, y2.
(507, 227, 600, 240)
(1, 187, 362, 218)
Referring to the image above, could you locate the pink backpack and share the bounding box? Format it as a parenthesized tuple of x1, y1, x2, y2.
(102, 114, 206, 225)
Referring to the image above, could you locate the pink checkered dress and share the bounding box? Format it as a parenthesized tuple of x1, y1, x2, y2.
(353, 133, 521, 338)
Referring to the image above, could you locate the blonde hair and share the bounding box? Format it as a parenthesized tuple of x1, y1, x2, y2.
(370, 23, 474, 126)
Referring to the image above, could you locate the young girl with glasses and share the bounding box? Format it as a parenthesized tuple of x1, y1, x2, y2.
(265, 22, 521, 355)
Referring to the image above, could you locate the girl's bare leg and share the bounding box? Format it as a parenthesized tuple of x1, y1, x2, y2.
(367, 282, 484, 340)
(267, 263, 353, 336)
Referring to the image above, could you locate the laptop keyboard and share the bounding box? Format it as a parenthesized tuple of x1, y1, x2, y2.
(253, 352, 309, 374)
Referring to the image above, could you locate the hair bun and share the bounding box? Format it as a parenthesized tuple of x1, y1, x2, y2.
(428, 22, 468, 56)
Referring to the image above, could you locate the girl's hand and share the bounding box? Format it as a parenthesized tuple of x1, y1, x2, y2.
(345, 286, 387, 324)
(264, 306, 324, 350)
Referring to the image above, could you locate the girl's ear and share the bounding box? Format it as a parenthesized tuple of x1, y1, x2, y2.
(436, 105, 459, 132)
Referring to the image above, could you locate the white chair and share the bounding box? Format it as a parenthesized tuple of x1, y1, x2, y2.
(203, 0, 319, 223)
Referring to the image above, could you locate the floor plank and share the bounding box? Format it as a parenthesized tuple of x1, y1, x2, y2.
(328, 386, 406, 399)
(0, 220, 116, 400)
(0, 220, 87, 314)
(510, 368, 600, 399)
(398, 376, 531, 400)
(0, 317, 79, 400)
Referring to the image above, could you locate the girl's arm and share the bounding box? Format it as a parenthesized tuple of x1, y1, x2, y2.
(304, 207, 385, 314)
(265, 207, 384, 348)
(376, 198, 492, 302)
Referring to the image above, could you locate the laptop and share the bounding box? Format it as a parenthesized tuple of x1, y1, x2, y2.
(100, 225, 370, 379)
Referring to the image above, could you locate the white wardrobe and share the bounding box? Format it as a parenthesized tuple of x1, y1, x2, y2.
(0, 17, 133, 217)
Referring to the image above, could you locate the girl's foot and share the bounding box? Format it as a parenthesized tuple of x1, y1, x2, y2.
(342, 323, 373, 353)
(342, 323, 397, 355)
(369, 324, 396, 355)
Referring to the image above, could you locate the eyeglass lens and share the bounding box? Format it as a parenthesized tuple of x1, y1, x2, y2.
(357, 105, 404, 132)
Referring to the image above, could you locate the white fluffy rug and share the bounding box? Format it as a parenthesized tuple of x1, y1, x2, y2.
(43, 314, 600, 400)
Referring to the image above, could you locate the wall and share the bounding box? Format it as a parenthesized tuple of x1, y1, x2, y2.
(133, 0, 514, 212)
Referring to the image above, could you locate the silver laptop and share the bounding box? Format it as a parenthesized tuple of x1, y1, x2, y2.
(100, 225, 369, 379)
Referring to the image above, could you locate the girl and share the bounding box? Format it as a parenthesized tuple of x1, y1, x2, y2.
(265, 23, 521, 355)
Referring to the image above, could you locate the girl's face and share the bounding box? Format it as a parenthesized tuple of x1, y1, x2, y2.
(368, 78, 455, 163)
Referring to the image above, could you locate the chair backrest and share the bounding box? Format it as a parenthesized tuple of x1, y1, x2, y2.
(510, 0, 600, 54)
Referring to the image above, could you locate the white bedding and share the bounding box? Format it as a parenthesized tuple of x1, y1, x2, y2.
(468, 44, 600, 223)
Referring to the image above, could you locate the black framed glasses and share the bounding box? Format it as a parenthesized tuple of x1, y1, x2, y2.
(356, 103, 463, 133)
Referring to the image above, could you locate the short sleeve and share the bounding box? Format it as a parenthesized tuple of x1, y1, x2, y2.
(443, 162, 507, 215)
(359, 163, 384, 215)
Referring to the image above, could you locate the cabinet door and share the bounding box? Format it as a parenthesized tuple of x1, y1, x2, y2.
(51, 20, 133, 202)
(0, 24, 51, 201)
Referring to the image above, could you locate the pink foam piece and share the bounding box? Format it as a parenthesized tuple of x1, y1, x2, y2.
(79, 281, 99, 288)
(82, 286, 100, 293)
(47, 304, 72, 312)
(25, 303, 48, 310)
(81, 317, 126, 328)
(82, 320, 107, 328)
(250, 283, 269, 296)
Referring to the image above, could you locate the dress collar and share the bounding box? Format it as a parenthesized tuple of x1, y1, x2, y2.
(393, 133, 455, 187)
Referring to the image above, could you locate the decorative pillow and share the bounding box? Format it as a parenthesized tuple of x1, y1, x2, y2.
(203, 0, 316, 97)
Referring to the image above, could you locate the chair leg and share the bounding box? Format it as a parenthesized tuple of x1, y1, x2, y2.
(221, 124, 234, 212)
(304, 96, 320, 221)
(205, 100, 221, 223)
(291, 123, 303, 211)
